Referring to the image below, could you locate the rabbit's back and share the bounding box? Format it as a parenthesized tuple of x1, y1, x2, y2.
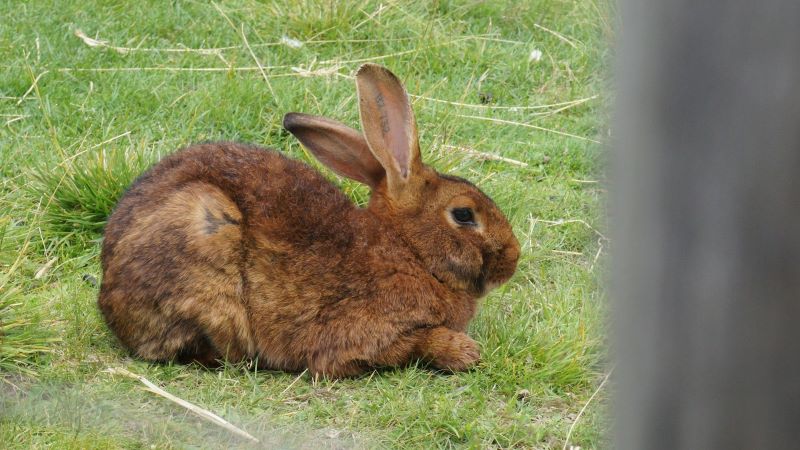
(98, 143, 355, 364)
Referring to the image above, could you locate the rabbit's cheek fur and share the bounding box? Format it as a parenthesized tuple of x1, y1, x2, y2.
(407, 224, 483, 295)
(445, 246, 484, 289)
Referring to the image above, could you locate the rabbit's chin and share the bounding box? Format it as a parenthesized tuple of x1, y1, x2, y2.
(475, 264, 518, 298)
(481, 274, 518, 298)
(463, 272, 503, 300)
(480, 280, 501, 297)
(475, 273, 513, 298)
(436, 254, 517, 299)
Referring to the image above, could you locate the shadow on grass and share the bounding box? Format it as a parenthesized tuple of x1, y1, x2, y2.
(1, 373, 367, 449)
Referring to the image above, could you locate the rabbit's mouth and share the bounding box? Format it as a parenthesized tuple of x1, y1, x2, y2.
(480, 242, 521, 293)
(476, 265, 510, 298)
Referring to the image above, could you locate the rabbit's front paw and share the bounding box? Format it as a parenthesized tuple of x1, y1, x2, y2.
(427, 329, 480, 372)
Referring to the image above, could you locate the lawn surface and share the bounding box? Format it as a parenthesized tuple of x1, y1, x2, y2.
(1, 1, 611, 448)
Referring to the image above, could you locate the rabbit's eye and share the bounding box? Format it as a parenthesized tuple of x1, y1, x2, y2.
(451, 208, 476, 226)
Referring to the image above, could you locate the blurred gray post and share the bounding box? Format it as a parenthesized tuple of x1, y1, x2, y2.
(613, 0, 800, 449)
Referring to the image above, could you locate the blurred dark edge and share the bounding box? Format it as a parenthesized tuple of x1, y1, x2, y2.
(613, 1, 800, 449)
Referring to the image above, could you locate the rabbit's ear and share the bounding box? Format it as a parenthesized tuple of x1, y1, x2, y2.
(355, 64, 422, 197)
(283, 113, 385, 187)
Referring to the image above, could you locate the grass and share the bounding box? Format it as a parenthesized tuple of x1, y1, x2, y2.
(1, 0, 611, 448)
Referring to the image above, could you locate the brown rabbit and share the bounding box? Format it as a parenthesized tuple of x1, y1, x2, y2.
(98, 64, 520, 378)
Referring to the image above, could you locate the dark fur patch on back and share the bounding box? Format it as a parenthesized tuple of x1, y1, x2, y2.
(204, 207, 240, 235)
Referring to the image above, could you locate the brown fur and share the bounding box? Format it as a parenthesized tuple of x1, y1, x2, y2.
(98, 64, 520, 378)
